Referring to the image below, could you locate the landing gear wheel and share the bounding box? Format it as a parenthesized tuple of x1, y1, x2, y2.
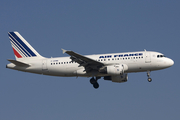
(90, 78, 96, 84)
(90, 77, 101, 89)
(147, 71, 152, 82)
(148, 78, 152, 82)
(93, 82, 99, 89)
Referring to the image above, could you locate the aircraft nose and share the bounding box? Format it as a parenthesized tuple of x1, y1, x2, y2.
(167, 58, 174, 67)
(169, 59, 174, 66)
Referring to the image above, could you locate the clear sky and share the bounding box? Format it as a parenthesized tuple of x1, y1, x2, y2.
(0, 0, 180, 120)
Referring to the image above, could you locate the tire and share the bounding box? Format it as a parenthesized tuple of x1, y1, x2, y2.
(148, 78, 152, 82)
(93, 82, 99, 89)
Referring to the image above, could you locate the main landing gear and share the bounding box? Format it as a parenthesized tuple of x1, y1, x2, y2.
(90, 77, 101, 89)
(147, 71, 152, 82)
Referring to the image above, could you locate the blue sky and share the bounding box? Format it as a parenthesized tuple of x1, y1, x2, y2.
(0, 0, 180, 120)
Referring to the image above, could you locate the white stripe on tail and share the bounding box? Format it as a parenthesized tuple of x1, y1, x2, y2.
(8, 32, 44, 60)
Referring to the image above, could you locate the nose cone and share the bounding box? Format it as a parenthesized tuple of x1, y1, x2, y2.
(167, 58, 174, 67)
(169, 59, 174, 66)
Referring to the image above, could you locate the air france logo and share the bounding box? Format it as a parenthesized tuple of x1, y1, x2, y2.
(99, 53, 143, 59)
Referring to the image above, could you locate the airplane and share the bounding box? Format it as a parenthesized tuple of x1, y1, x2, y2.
(6, 31, 174, 89)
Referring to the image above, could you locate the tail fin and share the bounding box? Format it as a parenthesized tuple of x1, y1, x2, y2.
(8, 31, 44, 60)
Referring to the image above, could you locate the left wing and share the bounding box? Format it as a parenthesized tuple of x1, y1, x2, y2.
(62, 49, 104, 72)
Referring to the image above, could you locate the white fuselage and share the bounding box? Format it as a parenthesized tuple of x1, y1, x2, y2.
(7, 51, 174, 77)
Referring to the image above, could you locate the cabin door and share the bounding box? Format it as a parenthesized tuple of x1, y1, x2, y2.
(145, 52, 151, 63)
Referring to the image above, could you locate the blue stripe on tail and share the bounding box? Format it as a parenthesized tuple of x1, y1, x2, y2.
(8, 32, 37, 57)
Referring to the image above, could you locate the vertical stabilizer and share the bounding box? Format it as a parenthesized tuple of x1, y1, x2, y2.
(8, 32, 44, 60)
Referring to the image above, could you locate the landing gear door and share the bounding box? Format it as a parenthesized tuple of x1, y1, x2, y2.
(145, 52, 151, 63)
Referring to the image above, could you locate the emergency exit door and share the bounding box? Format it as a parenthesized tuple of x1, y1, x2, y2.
(42, 60, 47, 70)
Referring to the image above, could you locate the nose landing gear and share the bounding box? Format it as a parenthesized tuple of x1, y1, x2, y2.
(147, 71, 152, 82)
(90, 77, 101, 89)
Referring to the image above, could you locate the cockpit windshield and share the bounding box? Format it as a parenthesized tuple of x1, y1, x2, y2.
(157, 55, 166, 58)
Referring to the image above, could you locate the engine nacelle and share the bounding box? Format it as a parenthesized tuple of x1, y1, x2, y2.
(104, 74, 128, 83)
(99, 64, 128, 75)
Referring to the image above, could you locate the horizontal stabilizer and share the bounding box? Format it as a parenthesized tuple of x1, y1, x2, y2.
(7, 59, 30, 67)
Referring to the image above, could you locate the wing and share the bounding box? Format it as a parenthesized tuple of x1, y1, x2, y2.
(62, 49, 104, 72)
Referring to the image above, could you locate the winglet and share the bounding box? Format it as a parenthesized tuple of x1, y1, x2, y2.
(61, 49, 67, 54)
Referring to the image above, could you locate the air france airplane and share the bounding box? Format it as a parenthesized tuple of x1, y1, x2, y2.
(6, 32, 174, 89)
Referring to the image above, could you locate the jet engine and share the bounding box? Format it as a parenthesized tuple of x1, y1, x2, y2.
(99, 64, 128, 75)
(104, 74, 128, 83)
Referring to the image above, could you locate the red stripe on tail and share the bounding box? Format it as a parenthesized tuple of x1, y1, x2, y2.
(12, 48, 22, 58)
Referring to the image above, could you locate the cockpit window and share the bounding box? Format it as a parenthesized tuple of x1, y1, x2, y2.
(157, 55, 166, 58)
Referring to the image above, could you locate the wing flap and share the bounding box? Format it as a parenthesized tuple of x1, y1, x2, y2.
(7, 59, 30, 67)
